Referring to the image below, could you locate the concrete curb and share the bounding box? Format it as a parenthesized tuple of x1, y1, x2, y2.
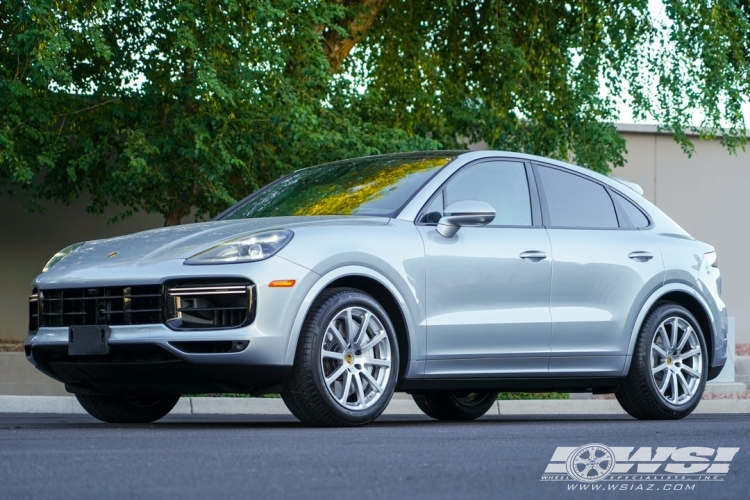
(1, 396, 750, 416)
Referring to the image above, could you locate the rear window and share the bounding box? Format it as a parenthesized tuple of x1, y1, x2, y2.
(612, 191, 650, 228)
(536, 165, 618, 228)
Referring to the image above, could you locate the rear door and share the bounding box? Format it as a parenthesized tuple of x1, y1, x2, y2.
(533, 164, 664, 377)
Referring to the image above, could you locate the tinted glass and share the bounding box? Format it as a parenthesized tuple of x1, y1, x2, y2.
(444, 161, 531, 226)
(613, 191, 650, 228)
(537, 166, 618, 228)
(224, 155, 455, 219)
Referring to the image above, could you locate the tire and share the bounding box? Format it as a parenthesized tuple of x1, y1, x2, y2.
(281, 288, 399, 427)
(75, 394, 181, 423)
(616, 302, 708, 420)
(412, 391, 499, 421)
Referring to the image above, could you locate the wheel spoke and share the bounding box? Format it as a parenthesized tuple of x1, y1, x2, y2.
(364, 357, 390, 368)
(652, 362, 668, 374)
(658, 373, 670, 395)
(671, 372, 679, 403)
(325, 364, 347, 385)
(676, 370, 692, 396)
(353, 372, 367, 408)
(652, 344, 668, 358)
(346, 309, 358, 345)
(656, 326, 670, 350)
(322, 350, 344, 360)
(360, 369, 383, 394)
(681, 364, 700, 379)
(360, 331, 387, 352)
(353, 312, 370, 347)
(671, 318, 680, 350)
(675, 326, 692, 352)
(338, 371, 353, 403)
(328, 325, 347, 350)
(682, 348, 701, 359)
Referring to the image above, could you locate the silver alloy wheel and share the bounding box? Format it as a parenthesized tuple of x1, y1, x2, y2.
(650, 316, 703, 405)
(320, 306, 392, 410)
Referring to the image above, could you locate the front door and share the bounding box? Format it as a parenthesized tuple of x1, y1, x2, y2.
(418, 159, 552, 378)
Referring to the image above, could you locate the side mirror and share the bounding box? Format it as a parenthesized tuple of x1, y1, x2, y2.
(437, 200, 496, 238)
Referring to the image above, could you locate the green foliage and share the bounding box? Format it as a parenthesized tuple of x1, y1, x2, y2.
(183, 393, 281, 398)
(0, 0, 436, 224)
(1, 1, 749, 224)
(343, 0, 750, 173)
(497, 392, 569, 400)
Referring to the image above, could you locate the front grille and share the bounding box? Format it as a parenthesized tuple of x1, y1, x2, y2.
(34, 286, 163, 328)
(29, 280, 255, 332)
(29, 289, 39, 331)
(166, 283, 254, 330)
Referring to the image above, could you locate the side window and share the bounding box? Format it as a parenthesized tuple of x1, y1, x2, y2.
(421, 194, 444, 224)
(536, 165, 618, 228)
(612, 191, 650, 228)
(443, 161, 532, 226)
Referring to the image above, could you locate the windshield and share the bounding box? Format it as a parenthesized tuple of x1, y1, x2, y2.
(222, 153, 456, 219)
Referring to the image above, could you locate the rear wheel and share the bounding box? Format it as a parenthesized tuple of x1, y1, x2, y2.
(616, 303, 707, 419)
(412, 391, 498, 420)
(282, 288, 399, 427)
(75, 394, 180, 423)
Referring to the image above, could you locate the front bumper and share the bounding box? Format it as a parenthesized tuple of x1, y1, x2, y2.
(26, 324, 293, 395)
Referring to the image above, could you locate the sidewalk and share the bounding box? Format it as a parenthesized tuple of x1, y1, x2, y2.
(1, 395, 749, 416)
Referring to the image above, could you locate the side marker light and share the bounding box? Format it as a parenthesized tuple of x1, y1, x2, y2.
(268, 280, 296, 288)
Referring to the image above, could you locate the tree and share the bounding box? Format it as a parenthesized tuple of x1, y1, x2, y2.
(339, 0, 750, 173)
(0, 0, 436, 225)
(1, 1, 749, 225)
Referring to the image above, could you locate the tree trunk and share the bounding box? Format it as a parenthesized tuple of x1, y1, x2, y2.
(163, 207, 188, 226)
(322, 0, 388, 72)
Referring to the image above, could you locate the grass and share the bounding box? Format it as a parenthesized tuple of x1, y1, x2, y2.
(184, 392, 569, 399)
(497, 392, 569, 400)
(182, 393, 281, 398)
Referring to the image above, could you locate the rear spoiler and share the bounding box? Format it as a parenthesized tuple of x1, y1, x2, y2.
(611, 177, 644, 196)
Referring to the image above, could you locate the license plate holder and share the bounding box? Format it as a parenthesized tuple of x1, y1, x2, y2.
(68, 325, 110, 356)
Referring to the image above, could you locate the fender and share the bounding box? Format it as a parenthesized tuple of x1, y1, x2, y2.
(621, 282, 715, 376)
(283, 265, 422, 378)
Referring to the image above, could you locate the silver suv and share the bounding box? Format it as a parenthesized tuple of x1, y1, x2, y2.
(25, 151, 727, 426)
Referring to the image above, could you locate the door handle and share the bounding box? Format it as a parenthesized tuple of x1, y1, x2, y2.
(628, 251, 654, 262)
(519, 250, 547, 262)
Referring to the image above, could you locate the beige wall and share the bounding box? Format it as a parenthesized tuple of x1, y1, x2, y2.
(616, 131, 750, 343)
(1, 130, 748, 342)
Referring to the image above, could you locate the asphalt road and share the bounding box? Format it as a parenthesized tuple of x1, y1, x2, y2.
(1, 413, 749, 500)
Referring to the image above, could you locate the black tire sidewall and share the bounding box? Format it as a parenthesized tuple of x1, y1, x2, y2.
(638, 304, 708, 417)
(307, 290, 399, 423)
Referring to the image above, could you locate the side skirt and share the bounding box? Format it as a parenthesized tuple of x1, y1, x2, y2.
(397, 377, 624, 393)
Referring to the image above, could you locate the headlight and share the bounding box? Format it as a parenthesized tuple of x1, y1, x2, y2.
(42, 242, 85, 272)
(185, 229, 293, 265)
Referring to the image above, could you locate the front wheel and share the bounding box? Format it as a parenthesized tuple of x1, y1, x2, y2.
(75, 394, 180, 423)
(616, 303, 708, 419)
(282, 288, 399, 427)
(412, 391, 499, 420)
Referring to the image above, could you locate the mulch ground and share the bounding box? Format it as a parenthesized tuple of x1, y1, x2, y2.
(0, 340, 24, 352)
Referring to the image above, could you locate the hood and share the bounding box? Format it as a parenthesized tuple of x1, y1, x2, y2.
(43, 216, 389, 274)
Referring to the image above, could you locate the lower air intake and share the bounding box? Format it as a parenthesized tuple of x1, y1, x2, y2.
(166, 283, 254, 330)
